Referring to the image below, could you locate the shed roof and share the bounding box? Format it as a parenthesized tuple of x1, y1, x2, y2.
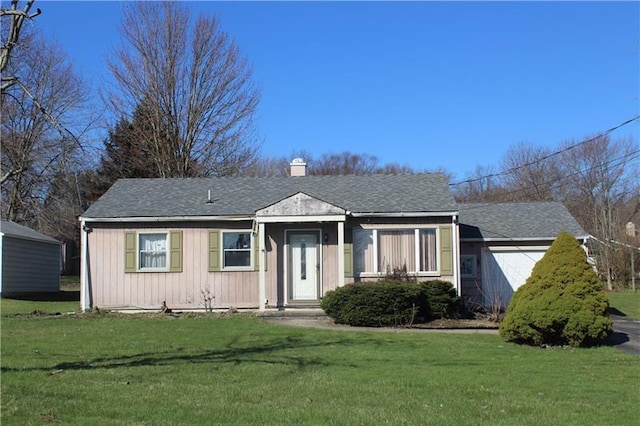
(458, 202, 589, 241)
(0, 221, 59, 244)
(82, 174, 458, 219)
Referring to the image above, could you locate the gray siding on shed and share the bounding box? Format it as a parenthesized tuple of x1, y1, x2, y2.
(2, 236, 60, 294)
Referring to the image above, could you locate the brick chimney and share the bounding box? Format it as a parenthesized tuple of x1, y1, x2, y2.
(290, 158, 307, 177)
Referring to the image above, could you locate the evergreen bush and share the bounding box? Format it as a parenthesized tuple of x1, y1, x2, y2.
(499, 231, 612, 347)
(321, 280, 458, 327)
(320, 281, 424, 327)
(420, 280, 458, 318)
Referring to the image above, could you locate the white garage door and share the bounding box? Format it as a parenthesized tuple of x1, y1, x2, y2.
(481, 249, 546, 308)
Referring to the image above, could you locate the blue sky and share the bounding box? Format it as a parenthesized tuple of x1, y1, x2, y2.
(34, 1, 639, 180)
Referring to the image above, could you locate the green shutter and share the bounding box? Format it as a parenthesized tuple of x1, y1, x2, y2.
(343, 227, 353, 277)
(344, 242, 353, 277)
(253, 234, 259, 271)
(124, 232, 137, 273)
(169, 231, 183, 272)
(208, 230, 221, 272)
(439, 226, 453, 275)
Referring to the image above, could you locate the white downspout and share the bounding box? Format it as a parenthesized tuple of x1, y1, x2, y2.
(80, 219, 89, 311)
(337, 221, 345, 287)
(453, 214, 460, 296)
(258, 221, 266, 311)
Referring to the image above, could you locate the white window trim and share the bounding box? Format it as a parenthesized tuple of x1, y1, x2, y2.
(354, 227, 440, 277)
(221, 229, 254, 271)
(138, 231, 170, 272)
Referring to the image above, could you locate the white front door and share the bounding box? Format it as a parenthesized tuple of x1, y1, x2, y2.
(288, 232, 320, 301)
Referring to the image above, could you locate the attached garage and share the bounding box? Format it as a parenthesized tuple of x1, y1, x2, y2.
(458, 202, 589, 310)
(1, 221, 60, 296)
(481, 247, 546, 308)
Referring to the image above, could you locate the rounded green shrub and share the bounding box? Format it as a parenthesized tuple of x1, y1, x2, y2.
(420, 280, 458, 318)
(321, 281, 428, 327)
(499, 231, 612, 347)
(321, 280, 458, 327)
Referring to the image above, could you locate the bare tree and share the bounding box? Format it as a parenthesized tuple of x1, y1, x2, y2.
(499, 142, 561, 202)
(309, 152, 380, 175)
(557, 135, 640, 289)
(1, 29, 90, 232)
(452, 164, 505, 202)
(104, 1, 260, 178)
(241, 155, 291, 177)
(1, 0, 41, 94)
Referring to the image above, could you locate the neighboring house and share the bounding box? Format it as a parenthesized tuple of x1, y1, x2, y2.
(79, 161, 588, 312)
(79, 161, 459, 311)
(0, 220, 61, 295)
(458, 202, 589, 309)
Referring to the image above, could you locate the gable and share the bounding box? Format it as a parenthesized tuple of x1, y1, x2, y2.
(256, 192, 345, 217)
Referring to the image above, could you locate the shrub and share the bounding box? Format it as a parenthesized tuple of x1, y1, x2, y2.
(499, 231, 612, 347)
(321, 280, 458, 327)
(420, 280, 458, 318)
(321, 281, 428, 327)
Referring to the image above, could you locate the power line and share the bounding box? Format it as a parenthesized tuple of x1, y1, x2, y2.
(449, 115, 640, 187)
(457, 148, 640, 213)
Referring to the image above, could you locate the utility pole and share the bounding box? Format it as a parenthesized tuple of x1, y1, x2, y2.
(626, 222, 637, 292)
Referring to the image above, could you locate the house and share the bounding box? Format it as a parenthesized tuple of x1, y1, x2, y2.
(458, 202, 589, 309)
(0, 220, 61, 296)
(79, 161, 459, 311)
(79, 161, 588, 312)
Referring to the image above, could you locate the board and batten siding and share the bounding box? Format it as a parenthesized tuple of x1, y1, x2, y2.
(1, 236, 60, 294)
(88, 224, 259, 310)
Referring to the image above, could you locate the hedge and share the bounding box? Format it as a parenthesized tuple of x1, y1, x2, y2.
(320, 280, 457, 327)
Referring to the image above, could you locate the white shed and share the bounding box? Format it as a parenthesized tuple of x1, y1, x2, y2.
(0, 221, 60, 295)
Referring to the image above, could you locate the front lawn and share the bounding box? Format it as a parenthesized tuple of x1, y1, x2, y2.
(608, 290, 640, 319)
(1, 312, 638, 425)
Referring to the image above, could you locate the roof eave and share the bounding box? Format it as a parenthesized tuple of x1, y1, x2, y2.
(350, 210, 458, 218)
(461, 234, 591, 242)
(80, 215, 255, 223)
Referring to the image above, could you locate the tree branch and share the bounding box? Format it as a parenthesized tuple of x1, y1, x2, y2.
(0, 167, 26, 185)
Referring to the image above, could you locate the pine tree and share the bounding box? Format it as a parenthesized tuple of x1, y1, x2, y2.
(499, 231, 612, 347)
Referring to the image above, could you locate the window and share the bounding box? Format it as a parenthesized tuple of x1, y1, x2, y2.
(378, 230, 415, 272)
(460, 255, 477, 277)
(354, 228, 439, 275)
(125, 231, 182, 273)
(222, 231, 252, 269)
(139, 233, 169, 270)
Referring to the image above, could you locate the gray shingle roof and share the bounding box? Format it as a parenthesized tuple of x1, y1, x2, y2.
(459, 202, 588, 240)
(82, 174, 458, 219)
(0, 221, 59, 244)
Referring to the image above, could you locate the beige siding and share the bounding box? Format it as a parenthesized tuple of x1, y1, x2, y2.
(87, 216, 456, 310)
(88, 222, 259, 310)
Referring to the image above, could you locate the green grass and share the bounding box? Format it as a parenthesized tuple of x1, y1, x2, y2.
(608, 290, 640, 319)
(0, 291, 80, 316)
(2, 312, 638, 425)
(60, 274, 80, 291)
